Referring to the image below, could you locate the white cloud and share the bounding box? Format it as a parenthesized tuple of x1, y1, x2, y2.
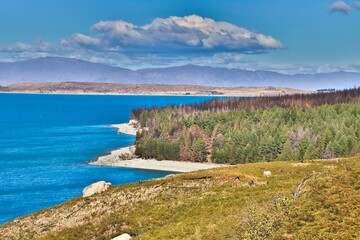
(1, 42, 359, 74)
(0, 15, 286, 69)
(329, 1, 352, 14)
(353, 1, 360, 9)
(107, 53, 360, 75)
(70, 33, 101, 47)
(3, 15, 356, 74)
(353, 61, 360, 68)
(0, 42, 32, 52)
(69, 15, 284, 53)
(254, 62, 360, 74)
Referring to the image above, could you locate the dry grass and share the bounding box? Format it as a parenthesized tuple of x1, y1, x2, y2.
(0, 156, 359, 240)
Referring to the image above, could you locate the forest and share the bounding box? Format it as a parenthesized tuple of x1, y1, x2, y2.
(132, 88, 360, 164)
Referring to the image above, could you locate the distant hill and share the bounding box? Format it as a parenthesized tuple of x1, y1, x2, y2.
(1, 57, 360, 90)
(0, 82, 306, 96)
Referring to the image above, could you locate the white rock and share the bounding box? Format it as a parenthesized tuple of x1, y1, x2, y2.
(82, 181, 111, 197)
(263, 171, 272, 177)
(129, 119, 137, 125)
(112, 233, 132, 240)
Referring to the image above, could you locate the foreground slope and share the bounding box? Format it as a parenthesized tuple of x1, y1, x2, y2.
(1, 155, 359, 240)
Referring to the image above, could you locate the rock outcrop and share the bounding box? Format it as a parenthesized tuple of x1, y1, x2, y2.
(112, 233, 132, 240)
(82, 181, 111, 197)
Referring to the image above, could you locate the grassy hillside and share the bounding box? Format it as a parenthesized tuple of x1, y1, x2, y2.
(1, 155, 359, 240)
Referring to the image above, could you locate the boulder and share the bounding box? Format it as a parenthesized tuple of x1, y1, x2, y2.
(112, 233, 132, 240)
(263, 171, 272, 177)
(82, 181, 111, 197)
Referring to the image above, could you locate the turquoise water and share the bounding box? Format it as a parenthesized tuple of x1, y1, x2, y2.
(0, 93, 218, 224)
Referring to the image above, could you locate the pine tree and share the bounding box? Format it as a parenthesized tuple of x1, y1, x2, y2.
(323, 143, 335, 159)
(192, 138, 207, 162)
(331, 141, 341, 157)
(298, 138, 310, 160)
(338, 135, 350, 156)
(304, 144, 317, 160)
(278, 140, 293, 161)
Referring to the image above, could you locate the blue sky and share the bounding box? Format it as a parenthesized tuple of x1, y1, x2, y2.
(1, 0, 360, 73)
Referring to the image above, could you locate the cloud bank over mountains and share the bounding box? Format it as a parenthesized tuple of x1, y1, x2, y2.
(0, 15, 283, 67)
(0, 14, 359, 74)
(1, 57, 360, 90)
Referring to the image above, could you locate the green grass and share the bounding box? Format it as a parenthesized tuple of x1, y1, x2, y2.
(1, 157, 359, 240)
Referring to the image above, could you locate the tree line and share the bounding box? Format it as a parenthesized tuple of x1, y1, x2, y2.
(132, 88, 360, 164)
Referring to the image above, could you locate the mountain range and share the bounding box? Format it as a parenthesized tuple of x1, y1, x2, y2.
(1, 57, 359, 90)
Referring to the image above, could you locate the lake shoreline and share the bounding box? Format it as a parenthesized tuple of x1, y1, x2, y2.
(89, 121, 226, 172)
(0, 91, 250, 97)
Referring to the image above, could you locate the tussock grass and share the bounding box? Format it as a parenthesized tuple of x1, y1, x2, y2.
(0, 156, 359, 240)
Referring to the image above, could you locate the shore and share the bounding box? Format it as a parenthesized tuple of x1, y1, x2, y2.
(111, 123, 137, 135)
(91, 158, 225, 172)
(89, 121, 226, 172)
(0, 83, 310, 97)
(0, 91, 288, 97)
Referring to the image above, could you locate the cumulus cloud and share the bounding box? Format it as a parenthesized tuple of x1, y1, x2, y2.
(115, 53, 360, 74)
(232, 61, 360, 75)
(0, 42, 32, 52)
(1, 42, 359, 74)
(70, 33, 101, 48)
(0, 15, 286, 69)
(353, 61, 360, 68)
(67, 15, 284, 53)
(329, 1, 352, 14)
(353, 1, 360, 9)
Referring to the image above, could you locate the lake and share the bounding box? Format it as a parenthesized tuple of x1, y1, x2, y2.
(0, 93, 220, 224)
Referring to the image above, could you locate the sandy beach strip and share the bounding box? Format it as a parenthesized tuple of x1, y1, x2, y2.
(89, 143, 226, 172)
(111, 122, 137, 135)
(91, 157, 226, 172)
(89, 121, 226, 172)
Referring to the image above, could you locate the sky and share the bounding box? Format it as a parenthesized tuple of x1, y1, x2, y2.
(0, 0, 360, 74)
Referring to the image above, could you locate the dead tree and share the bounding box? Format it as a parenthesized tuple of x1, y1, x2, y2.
(292, 175, 311, 200)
